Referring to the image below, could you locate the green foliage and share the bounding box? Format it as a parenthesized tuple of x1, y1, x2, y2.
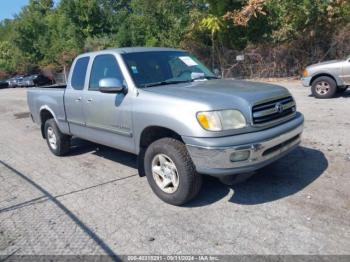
(115, 0, 195, 47)
(0, 0, 349, 77)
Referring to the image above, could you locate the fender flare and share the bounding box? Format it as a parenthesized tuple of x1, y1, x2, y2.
(310, 72, 344, 87)
(39, 105, 59, 138)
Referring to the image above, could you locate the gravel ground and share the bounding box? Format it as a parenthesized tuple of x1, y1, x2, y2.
(0, 80, 349, 258)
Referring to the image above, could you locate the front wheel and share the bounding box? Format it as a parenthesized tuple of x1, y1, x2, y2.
(144, 138, 202, 206)
(311, 76, 337, 99)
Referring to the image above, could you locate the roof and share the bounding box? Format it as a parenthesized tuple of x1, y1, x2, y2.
(79, 47, 185, 57)
(110, 47, 184, 53)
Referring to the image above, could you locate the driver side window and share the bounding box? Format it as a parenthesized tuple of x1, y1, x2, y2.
(89, 54, 124, 91)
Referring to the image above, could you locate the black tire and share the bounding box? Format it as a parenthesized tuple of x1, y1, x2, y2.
(44, 119, 71, 156)
(311, 76, 337, 99)
(137, 147, 146, 177)
(144, 138, 202, 206)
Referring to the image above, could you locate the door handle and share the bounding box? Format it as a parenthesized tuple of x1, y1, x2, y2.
(75, 97, 82, 102)
(87, 98, 93, 103)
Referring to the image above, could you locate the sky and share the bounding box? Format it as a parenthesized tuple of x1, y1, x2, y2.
(0, 0, 59, 21)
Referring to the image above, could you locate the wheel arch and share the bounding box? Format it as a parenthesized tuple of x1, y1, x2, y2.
(39, 106, 58, 138)
(137, 126, 184, 177)
(139, 126, 184, 150)
(310, 73, 342, 87)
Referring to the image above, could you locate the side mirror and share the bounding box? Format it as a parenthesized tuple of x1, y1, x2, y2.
(98, 78, 125, 93)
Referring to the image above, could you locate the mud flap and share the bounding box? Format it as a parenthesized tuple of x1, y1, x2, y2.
(137, 147, 146, 177)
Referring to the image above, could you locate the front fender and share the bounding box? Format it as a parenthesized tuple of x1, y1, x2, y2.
(133, 112, 198, 154)
(310, 70, 344, 86)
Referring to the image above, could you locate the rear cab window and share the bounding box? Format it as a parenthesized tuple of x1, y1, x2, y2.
(71, 57, 90, 90)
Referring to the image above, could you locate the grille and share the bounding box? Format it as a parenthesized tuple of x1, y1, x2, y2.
(252, 96, 296, 125)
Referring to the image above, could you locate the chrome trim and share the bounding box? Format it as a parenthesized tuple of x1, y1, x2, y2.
(253, 97, 293, 111)
(186, 124, 303, 170)
(68, 119, 85, 126)
(253, 101, 295, 118)
(85, 123, 133, 137)
(251, 96, 296, 126)
(39, 105, 58, 124)
(253, 112, 297, 127)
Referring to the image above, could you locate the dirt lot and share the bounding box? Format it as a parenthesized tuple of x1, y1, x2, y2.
(0, 80, 349, 257)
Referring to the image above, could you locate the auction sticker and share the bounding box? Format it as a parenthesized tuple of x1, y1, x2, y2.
(179, 56, 198, 66)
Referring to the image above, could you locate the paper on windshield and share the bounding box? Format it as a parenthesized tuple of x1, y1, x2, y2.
(179, 56, 198, 66)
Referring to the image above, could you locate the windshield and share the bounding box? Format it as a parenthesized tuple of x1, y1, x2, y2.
(122, 51, 216, 88)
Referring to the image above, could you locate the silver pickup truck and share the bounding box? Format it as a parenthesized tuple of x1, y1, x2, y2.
(302, 55, 350, 98)
(27, 47, 304, 205)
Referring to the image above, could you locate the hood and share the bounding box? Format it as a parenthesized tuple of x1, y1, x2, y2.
(143, 79, 290, 110)
(308, 59, 344, 69)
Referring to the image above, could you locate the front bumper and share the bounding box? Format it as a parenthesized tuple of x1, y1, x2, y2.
(301, 76, 312, 87)
(185, 114, 304, 176)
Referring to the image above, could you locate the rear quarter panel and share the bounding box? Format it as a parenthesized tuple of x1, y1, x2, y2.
(27, 88, 70, 134)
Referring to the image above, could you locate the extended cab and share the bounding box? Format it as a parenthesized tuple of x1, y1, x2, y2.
(27, 47, 304, 205)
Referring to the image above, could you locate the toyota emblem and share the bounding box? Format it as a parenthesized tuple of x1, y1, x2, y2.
(275, 102, 284, 113)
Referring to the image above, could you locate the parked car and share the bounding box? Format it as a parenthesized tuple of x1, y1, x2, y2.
(17, 77, 27, 88)
(27, 47, 304, 205)
(6, 77, 17, 88)
(31, 74, 54, 87)
(0, 80, 9, 89)
(14, 74, 53, 88)
(301, 55, 350, 98)
(7, 76, 24, 88)
(22, 76, 35, 87)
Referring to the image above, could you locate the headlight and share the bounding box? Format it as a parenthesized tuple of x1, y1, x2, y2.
(197, 109, 246, 131)
(302, 69, 309, 77)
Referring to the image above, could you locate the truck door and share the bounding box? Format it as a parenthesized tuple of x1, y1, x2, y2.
(82, 54, 134, 153)
(342, 58, 350, 85)
(65, 56, 90, 136)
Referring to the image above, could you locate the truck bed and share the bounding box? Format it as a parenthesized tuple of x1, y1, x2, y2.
(34, 84, 67, 89)
(27, 86, 68, 132)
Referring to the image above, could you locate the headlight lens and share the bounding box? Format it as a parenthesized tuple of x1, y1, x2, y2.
(302, 69, 309, 77)
(197, 110, 246, 131)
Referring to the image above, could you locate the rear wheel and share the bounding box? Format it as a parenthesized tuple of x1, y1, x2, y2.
(144, 138, 202, 206)
(311, 76, 337, 99)
(44, 119, 71, 156)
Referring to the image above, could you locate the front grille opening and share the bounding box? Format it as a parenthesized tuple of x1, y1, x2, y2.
(252, 96, 296, 125)
(253, 97, 293, 111)
(262, 134, 300, 156)
(254, 108, 295, 124)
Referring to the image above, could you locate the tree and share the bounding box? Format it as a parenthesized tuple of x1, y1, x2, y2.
(116, 0, 196, 47)
(0, 0, 349, 77)
(200, 14, 223, 69)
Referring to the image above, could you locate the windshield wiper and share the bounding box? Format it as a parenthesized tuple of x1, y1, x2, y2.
(142, 76, 219, 88)
(191, 75, 219, 81)
(143, 80, 192, 88)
